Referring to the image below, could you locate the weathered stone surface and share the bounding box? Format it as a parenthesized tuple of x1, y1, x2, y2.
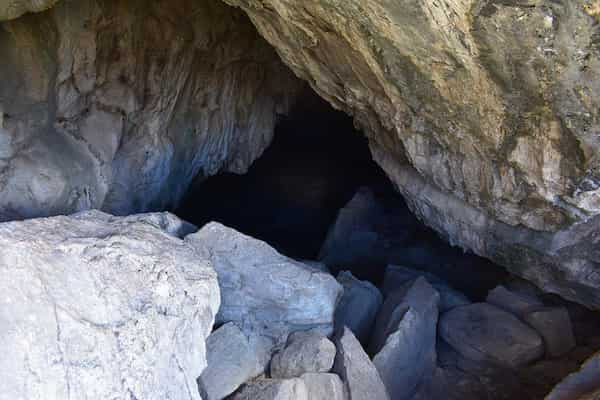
(523, 307, 576, 358)
(0, 0, 301, 221)
(0, 211, 220, 400)
(270, 330, 336, 379)
(372, 278, 439, 400)
(546, 352, 600, 400)
(221, 0, 600, 309)
(486, 285, 543, 318)
(198, 322, 272, 400)
(0, 0, 59, 20)
(231, 378, 308, 400)
(185, 222, 342, 339)
(333, 327, 390, 400)
(334, 271, 383, 343)
(440, 303, 544, 368)
(300, 373, 347, 400)
(383, 265, 470, 312)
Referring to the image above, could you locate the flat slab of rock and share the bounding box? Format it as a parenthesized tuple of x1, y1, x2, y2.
(372, 278, 440, 400)
(0, 211, 219, 400)
(333, 327, 390, 400)
(523, 307, 576, 358)
(231, 378, 308, 400)
(270, 330, 336, 379)
(439, 303, 544, 368)
(186, 222, 342, 339)
(300, 373, 346, 400)
(546, 352, 600, 400)
(335, 271, 383, 343)
(198, 323, 273, 400)
(486, 285, 543, 318)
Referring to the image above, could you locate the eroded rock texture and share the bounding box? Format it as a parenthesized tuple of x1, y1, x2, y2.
(0, 0, 301, 220)
(220, 0, 600, 308)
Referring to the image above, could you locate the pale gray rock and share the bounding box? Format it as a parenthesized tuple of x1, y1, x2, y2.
(0, 0, 59, 20)
(198, 323, 273, 400)
(333, 327, 390, 400)
(523, 307, 576, 358)
(0, 211, 220, 400)
(486, 285, 544, 318)
(546, 352, 600, 400)
(300, 373, 347, 400)
(231, 379, 308, 400)
(372, 278, 440, 400)
(185, 222, 342, 340)
(270, 330, 336, 379)
(439, 303, 544, 368)
(334, 271, 383, 343)
(382, 265, 470, 312)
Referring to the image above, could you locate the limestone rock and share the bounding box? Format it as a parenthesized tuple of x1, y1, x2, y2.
(372, 278, 440, 400)
(0, 0, 59, 20)
(198, 323, 273, 400)
(185, 222, 342, 339)
(231, 379, 308, 400)
(0, 0, 301, 221)
(300, 373, 347, 400)
(334, 271, 383, 343)
(546, 352, 600, 400)
(270, 330, 336, 379)
(0, 211, 220, 400)
(486, 285, 544, 318)
(523, 307, 576, 358)
(333, 327, 390, 400)
(440, 303, 544, 368)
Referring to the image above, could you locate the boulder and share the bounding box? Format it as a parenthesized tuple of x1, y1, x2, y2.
(439, 303, 544, 368)
(486, 285, 544, 318)
(198, 323, 273, 400)
(0, 211, 220, 400)
(546, 352, 600, 400)
(231, 379, 308, 400)
(185, 222, 342, 339)
(523, 307, 576, 358)
(372, 278, 440, 400)
(270, 330, 336, 379)
(300, 373, 347, 400)
(334, 271, 383, 343)
(333, 327, 390, 400)
(382, 265, 470, 312)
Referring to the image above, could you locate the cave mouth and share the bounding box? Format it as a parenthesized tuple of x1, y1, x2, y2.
(175, 89, 508, 299)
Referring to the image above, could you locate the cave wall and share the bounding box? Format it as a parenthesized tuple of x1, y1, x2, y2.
(0, 0, 302, 220)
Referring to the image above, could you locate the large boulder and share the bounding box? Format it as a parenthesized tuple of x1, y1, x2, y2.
(300, 373, 347, 400)
(372, 278, 440, 400)
(333, 327, 390, 400)
(231, 379, 308, 400)
(546, 352, 600, 400)
(0, 211, 220, 400)
(486, 285, 544, 318)
(439, 303, 544, 368)
(270, 330, 336, 379)
(185, 222, 342, 339)
(198, 322, 273, 400)
(523, 307, 576, 358)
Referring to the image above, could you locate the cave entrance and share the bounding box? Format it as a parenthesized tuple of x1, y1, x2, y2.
(175, 89, 508, 299)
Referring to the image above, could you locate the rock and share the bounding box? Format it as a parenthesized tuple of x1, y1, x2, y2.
(382, 265, 470, 312)
(0, 211, 220, 400)
(334, 271, 383, 343)
(0, 0, 301, 221)
(231, 379, 308, 400)
(185, 222, 342, 339)
(439, 303, 544, 368)
(300, 373, 347, 400)
(198, 323, 273, 400)
(523, 307, 576, 358)
(333, 327, 390, 400)
(486, 285, 544, 318)
(372, 278, 440, 400)
(301, 260, 330, 274)
(546, 352, 600, 400)
(270, 330, 336, 379)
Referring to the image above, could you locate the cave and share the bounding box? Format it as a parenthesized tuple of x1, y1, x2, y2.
(1, 0, 600, 399)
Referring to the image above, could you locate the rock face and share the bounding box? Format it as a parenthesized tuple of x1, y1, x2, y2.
(220, 0, 600, 309)
(0, 211, 220, 400)
(0, 0, 301, 221)
(185, 222, 342, 339)
(270, 330, 336, 379)
(300, 373, 347, 400)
